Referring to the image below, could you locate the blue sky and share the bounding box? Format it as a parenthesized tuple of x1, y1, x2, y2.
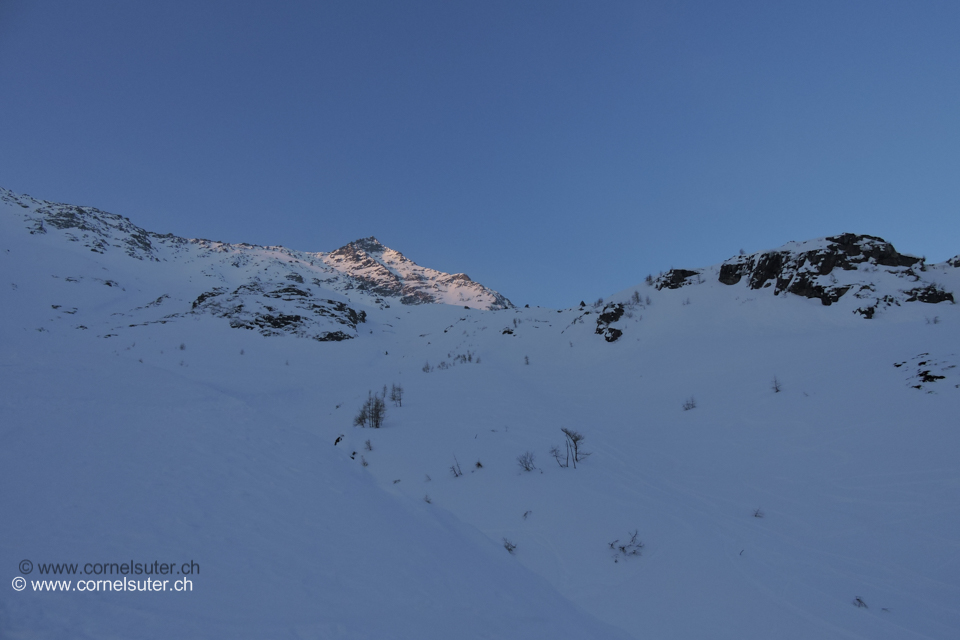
(1, 1, 958, 308)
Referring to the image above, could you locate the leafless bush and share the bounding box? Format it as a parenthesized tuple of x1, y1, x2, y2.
(450, 455, 463, 478)
(549, 445, 568, 468)
(609, 530, 644, 562)
(772, 376, 782, 393)
(561, 428, 590, 468)
(682, 397, 697, 411)
(517, 451, 536, 472)
(503, 538, 517, 554)
(753, 508, 764, 518)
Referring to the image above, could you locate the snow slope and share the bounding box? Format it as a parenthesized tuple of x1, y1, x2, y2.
(2, 188, 958, 639)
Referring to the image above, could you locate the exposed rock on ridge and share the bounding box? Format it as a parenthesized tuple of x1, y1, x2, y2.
(595, 303, 625, 342)
(324, 236, 513, 310)
(0, 187, 514, 341)
(714, 233, 955, 312)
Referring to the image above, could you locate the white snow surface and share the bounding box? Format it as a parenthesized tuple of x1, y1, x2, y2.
(1, 189, 959, 639)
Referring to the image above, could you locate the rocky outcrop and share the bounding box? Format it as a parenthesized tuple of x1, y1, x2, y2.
(595, 303, 625, 342)
(655, 269, 701, 290)
(190, 283, 366, 341)
(718, 234, 920, 303)
(904, 284, 954, 304)
(716, 234, 950, 310)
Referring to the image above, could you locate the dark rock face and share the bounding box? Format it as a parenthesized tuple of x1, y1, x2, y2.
(192, 282, 366, 340)
(655, 269, 701, 290)
(401, 291, 435, 306)
(597, 304, 625, 326)
(595, 303, 625, 342)
(717, 234, 929, 307)
(905, 285, 954, 304)
(853, 295, 900, 319)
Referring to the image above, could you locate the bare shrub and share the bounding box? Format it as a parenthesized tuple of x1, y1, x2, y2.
(549, 445, 568, 468)
(503, 538, 517, 554)
(517, 451, 536, 472)
(609, 530, 644, 562)
(682, 397, 697, 411)
(561, 428, 590, 468)
(450, 455, 463, 478)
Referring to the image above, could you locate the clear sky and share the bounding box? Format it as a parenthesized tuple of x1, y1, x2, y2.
(1, 1, 958, 308)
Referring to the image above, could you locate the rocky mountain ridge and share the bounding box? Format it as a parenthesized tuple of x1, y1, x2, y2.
(3, 187, 957, 346)
(651, 233, 955, 319)
(0, 187, 512, 341)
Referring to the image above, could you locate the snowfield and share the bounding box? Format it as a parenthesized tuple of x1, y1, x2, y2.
(1, 188, 958, 639)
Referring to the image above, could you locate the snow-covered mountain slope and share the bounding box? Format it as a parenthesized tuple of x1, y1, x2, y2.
(2, 188, 959, 640)
(0, 188, 511, 342)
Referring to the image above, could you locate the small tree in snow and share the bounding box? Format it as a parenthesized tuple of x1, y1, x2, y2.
(553, 428, 590, 469)
(390, 383, 403, 406)
(354, 390, 386, 428)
